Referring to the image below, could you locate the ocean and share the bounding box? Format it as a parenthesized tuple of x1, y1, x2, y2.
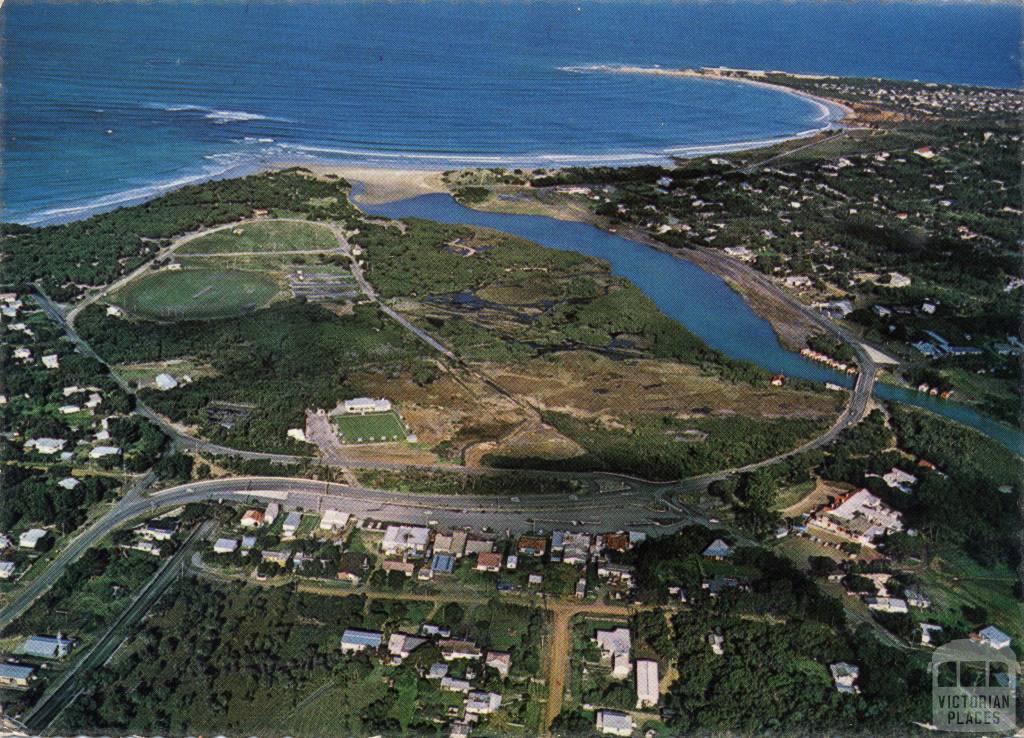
(2, 1, 1020, 224)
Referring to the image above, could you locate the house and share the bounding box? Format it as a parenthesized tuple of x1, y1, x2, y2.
(449, 722, 471, 738)
(516, 535, 547, 557)
(282, 512, 303, 538)
(19, 529, 48, 549)
(240, 535, 257, 552)
(427, 662, 449, 680)
(154, 373, 178, 391)
(341, 628, 383, 654)
(871, 304, 892, 318)
(89, 445, 121, 459)
(882, 468, 918, 493)
(41, 354, 59, 369)
(213, 538, 239, 554)
(575, 579, 587, 599)
(913, 146, 936, 159)
(431, 553, 456, 575)
(440, 676, 471, 693)
(476, 551, 502, 572)
(708, 632, 725, 656)
(465, 690, 502, 715)
(702, 538, 733, 559)
(904, 588, 931, 609)
(601, 532, 630, 553)
(975, 626, 1012, 651)
(261, 549, 291, 567)
(704, 575, 744, 597)
(320, 509, 350, 532)
(486, 651, 511, 678)
(505, 554, 518, 570)
(635, 659, 659, 708)
(18, 634, 73, 659)
(528, 573, 543, 587)
(830, 662, 860, 694)
(464, 537, 494, 556)
(143, 519, 178, 541)
(240, 509, 265, 528)
(723, 246, 755, 262)
(814, 489, 903, 545)
(433, 530, 468, 558)
(920, 623, 944, 646)
(887, 272, 912, 288)
(265, 502, 280, 525)
(559, 532, 591, 565)
(132, 540, 161, 556)
(596, 628, 632, 679)
(597, 562, 635, 585)
(596, 710, 634, 736)
(25, 438, 65, 455)
(59, 404, 81, 415)
(382, 526, 431, 556)
(0, 561, 16, 579)
(382, 560, 415, 577)
(57, 477, 80, 491)
(388, 633, 427, 662)
(336, 552, 369, 584)
(865, 596, 908, 614)
(343, 397, 392, 414)
(421, 624, 451, 638)
(439, 639, 481, 661)
(0, 663, 34, 688)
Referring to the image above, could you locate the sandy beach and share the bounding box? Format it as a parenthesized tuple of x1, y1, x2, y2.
(296, 164, 447, 204)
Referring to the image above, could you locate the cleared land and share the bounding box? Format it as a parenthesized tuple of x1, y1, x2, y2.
(333, 411, 407, 443)
(110, 268, 281, 320)
(176, 220, 337, 255)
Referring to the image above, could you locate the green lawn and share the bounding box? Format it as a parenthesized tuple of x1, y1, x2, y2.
(177, 220, 336, 255)
(111, 268, 281, 320)
(333, 411, 407, 443)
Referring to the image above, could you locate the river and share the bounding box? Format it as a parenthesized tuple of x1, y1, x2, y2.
(356, 190, 1023, 455)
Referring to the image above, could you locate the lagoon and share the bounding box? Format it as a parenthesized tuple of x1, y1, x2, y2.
(358, 191, 1024, 455)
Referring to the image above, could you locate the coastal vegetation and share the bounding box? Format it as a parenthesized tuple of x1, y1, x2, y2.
(77, 301, 421, 452)
(0, 170, 359, 301)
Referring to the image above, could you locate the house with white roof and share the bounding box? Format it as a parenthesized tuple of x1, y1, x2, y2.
(596, 627, 632, 679)
(89, 445, 121, 459)
(596, 710, 634, 736)
(343, 397, 392, 414)
(975, 625, 1012, 651)
(830, 662, 860, 694)
(19, 529, 48, 549)
(57, 477, 80, 490)
(213, 538, 239, 554)
(381, 525, 431, 557)
(154, 373, 178, 391)
(319, 509, 350, 532)
(635, 659, 659, 708)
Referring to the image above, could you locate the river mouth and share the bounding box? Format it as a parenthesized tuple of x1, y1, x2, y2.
(352, 187, 1024, 455)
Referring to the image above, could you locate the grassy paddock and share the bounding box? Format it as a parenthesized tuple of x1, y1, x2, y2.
(111, 268, 281, 320)
(177, 220, 337, 255)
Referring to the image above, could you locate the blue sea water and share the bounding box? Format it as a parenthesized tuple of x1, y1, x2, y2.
(2, 1, 1020, 223)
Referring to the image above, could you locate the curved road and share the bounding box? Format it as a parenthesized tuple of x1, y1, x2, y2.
(0, 474, 711, 633)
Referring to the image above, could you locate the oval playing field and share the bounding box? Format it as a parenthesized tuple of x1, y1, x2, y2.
(111, 268, 281, 320)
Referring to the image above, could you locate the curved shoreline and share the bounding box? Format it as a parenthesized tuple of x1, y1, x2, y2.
(14, 67, 846, 227)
